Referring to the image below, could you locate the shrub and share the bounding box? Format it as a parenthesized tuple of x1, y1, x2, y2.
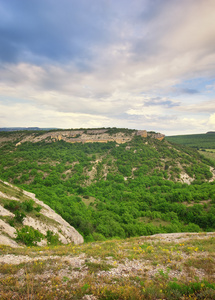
(8, 217, 15, 227)
(46, 230, 61, 245)
(16, 226, 44, 246)
(35, 205, 42, 212)
(4, 200, 21, 212)
(21, 199, 34, 212)
(14, 211, 26, 223)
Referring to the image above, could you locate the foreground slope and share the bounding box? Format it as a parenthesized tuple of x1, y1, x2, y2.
(0, 232, 214, 299)
(0, 128, 215, 240)
(0, 180, 83, 247)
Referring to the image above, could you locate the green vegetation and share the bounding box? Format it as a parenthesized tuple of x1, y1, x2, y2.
(46, 230, 61, 245)
(166, 133, 215, 149)
(199, 149, 215, 163)
(0, 233, 214, 299)
(1, 197, 42, 227)
(0, 130, 215, 242)
(16, 226, 44, 246)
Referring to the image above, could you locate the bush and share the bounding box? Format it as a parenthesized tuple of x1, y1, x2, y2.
(21, 199, 34, 212)
(8, 217, 15, 227)
(92, 232, 106, 241)
(14, 211, 26, 223)
(46, 230, 61, 245)
(35, 205, 42, 212)
(4, 200, 21, 212)
(16, 226, 44, 246)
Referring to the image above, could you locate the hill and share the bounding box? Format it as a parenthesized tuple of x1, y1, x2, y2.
(0, 180, 83, 247)
(0, 127, 165, 145)
(0, 128, 215, 241)
(166, 133, 215, 149)
(0, 232, 215, 299)
(166, 133, 215, 164)
(0, 127, 57, 132)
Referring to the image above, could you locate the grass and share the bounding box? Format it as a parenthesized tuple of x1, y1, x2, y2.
(85, 261, 115, 274)
(199, 150, 215, 163)
(0, 233, 215, 299)
(166, 133, 215, 149)
(0, 180, 23, 199)
(139, 216, 171, 227)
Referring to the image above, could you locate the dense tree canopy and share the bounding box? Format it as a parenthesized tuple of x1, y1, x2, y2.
(0, 133, 215, 241)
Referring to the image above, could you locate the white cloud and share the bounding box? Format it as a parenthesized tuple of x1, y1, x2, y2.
(209, 114, 215, 126)
(1, 0, 215, 134)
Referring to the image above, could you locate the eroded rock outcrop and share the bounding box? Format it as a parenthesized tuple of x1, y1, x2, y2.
(0, 180, 84, 247)
(12, 128, 165, 147)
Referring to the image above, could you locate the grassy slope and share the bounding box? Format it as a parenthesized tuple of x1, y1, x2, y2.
(0, 233, 215, 299)
(166, 133, 215, 165)
(166, 133, 215, 149)
(199, 150, 215, 163)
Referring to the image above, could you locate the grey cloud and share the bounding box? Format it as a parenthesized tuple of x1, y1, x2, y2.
(181, 88, 199, 94)
(0, 0, 215, 135)
(144, 97, 180, 108)
(171, 87, 199, 95)
(0, 0, 115, 66)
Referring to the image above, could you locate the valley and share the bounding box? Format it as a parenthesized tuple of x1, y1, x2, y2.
(0, 128, 215, 243)
(1, 128, 215, 299)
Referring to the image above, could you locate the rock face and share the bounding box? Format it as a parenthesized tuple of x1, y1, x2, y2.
(136, 130, 165, 140)
(0, 180, 84, 247)
(22, 189, 84, 245)
(3, 128, 166, 147)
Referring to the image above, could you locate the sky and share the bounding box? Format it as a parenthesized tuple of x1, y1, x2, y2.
(0, 0, 215, 135)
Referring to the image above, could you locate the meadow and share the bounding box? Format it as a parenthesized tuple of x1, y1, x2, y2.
(166, 133, 215, 150)
(0, 232, 215, 299)
(198, 149, 215, 163)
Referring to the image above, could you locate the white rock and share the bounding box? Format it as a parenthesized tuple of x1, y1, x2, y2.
(0, 204, 15, 217)
(0, 219, 16, 238)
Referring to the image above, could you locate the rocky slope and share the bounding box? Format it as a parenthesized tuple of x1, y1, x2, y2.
(0, 232, 214, 299)
(0, 180, 84, 247)
(0, 128, 165, 147)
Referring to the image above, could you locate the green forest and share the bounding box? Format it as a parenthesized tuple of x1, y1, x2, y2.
(0, 130, 215, 242)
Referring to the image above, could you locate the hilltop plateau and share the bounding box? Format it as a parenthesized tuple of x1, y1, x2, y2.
(0, 128, 165, 146)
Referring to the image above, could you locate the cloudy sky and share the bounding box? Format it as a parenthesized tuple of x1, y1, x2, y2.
(0, 0, 215, 135)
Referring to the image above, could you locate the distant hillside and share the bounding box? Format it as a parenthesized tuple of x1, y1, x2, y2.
(166, 133, 215, 149)
(0, 128, 165, 146)
(0, 128, 215, 241)
(0, 127, 57, 132)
